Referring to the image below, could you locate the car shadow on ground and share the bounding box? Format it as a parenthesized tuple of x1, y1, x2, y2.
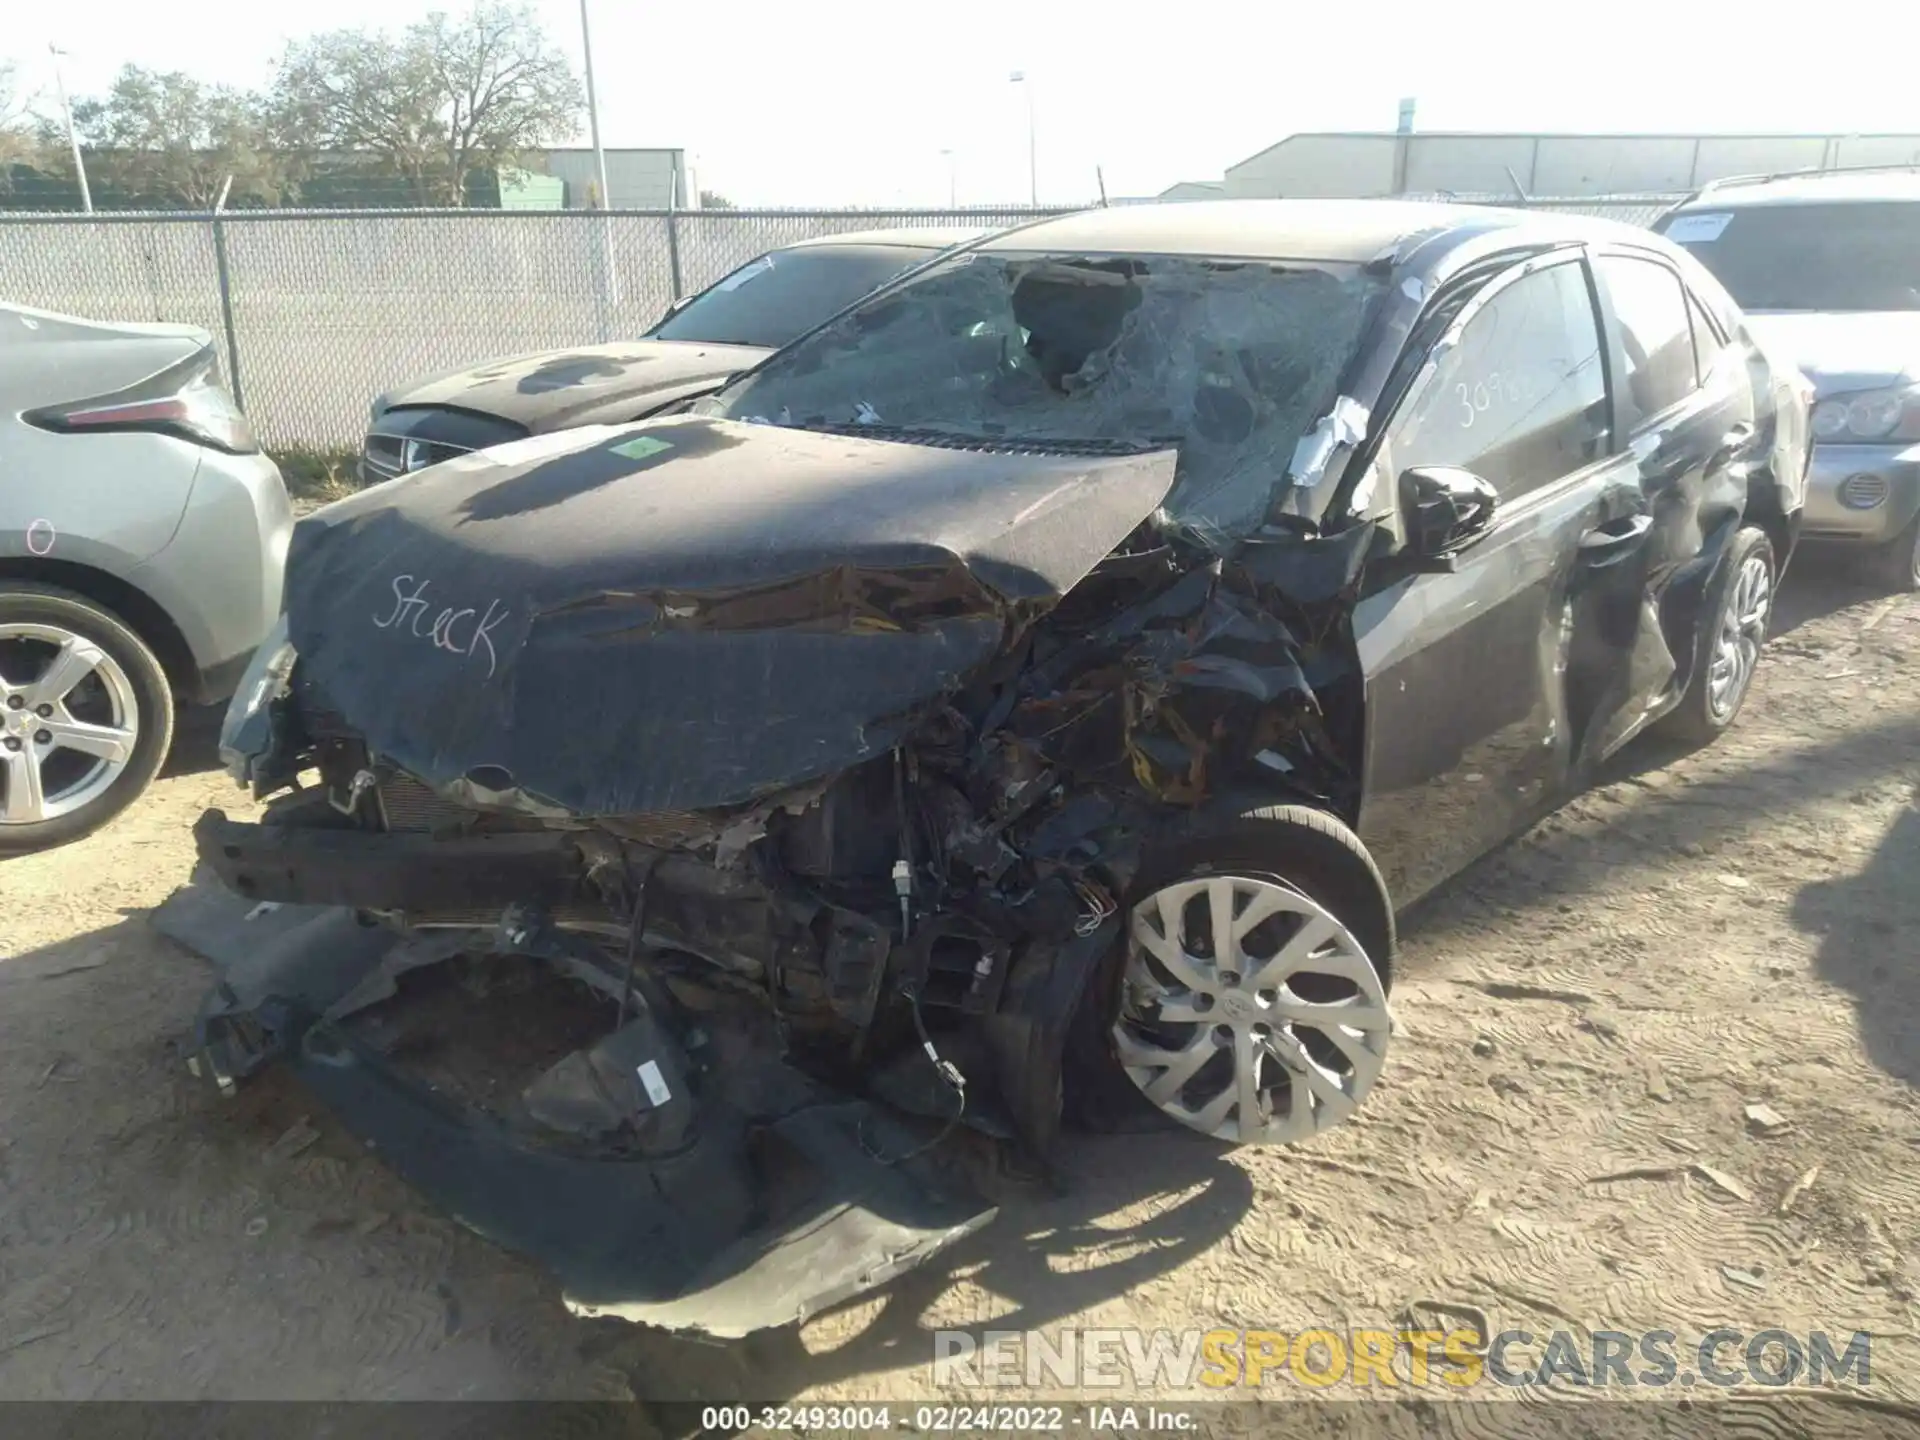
(1402, 706, 1920, 1090)
(599, 1129, 1255, 1417)
(159, 705, 227, 780)
(1792, 779, 1920, 1088)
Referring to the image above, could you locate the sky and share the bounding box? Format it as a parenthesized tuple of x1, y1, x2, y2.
(5, 0, 1920, 207)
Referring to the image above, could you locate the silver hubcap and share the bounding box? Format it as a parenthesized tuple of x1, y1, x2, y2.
(1707, 554, 1771, 721)
(0, 624, 140, 826)
(1116, 874, 1390, 1145)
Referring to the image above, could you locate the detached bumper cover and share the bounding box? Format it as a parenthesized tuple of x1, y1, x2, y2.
(157, 878, 996, 1338)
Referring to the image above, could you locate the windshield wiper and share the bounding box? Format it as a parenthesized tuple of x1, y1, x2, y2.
(792, 420, 1178, 458)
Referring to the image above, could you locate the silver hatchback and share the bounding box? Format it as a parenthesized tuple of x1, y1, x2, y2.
(0, 304, 291, 853)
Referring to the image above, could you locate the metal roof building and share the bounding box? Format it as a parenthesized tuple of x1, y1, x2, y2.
(1165, 131, 1920, 201)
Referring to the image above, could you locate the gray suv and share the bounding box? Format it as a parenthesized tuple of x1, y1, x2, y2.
(1656, 169, 1920, 588)
(0, 304, 291, 853)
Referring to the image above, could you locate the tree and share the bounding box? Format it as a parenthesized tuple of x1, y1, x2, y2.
(269, 1, 582, 206)
(698, 189, 735, 209)
(0, 62, 40, 176)
(66, 66, 287, 208)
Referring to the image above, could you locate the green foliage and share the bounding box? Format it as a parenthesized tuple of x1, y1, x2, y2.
(9, 4, 583, 211)
(267, 1, 583, 207)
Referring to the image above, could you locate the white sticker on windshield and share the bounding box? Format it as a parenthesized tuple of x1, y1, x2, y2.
(1665, 211, 1733, 244)
(636, 1060, 672, 1106)
(713, 255, 773, 291)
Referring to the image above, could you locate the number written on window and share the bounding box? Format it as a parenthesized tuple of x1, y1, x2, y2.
(1389, 261, 1609, 500)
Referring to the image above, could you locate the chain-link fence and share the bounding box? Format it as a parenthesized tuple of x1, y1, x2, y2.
(0, 197, 1679, 452)
(0, 207, 1065, 451)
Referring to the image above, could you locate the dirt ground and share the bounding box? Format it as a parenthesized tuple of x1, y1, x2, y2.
(0, 553, 1915, 1428)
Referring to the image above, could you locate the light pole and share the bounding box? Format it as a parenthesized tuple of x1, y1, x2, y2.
(578, 0, 612, 210)
(49, 45, 92, 214)
(940, 148, 957, 208)
(1008, 71, 1036, 206)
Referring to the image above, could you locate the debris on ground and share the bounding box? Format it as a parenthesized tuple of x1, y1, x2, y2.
(1690, 1164, 1755, 1204)
(1779, 1165, 1822, 1216)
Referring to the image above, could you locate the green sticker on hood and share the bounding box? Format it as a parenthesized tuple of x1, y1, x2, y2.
(612, 435, 674, 461)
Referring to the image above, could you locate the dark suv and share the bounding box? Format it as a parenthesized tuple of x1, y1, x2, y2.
(1655, 168, 1920, 588)
(188, 200, 1807, 1335)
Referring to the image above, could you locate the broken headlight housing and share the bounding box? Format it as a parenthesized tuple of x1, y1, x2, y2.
(1811, 385, 1920, 443)
(219, 614, 298, 788)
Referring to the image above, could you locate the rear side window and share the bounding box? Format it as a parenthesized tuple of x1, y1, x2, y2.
(1384, 260, 1609, 501)
(1687, 292, 1730, 384)
(1598, 255, 1699, 428)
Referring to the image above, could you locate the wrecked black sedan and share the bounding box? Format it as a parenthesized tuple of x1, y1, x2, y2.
(184, 200, 1808, 1335)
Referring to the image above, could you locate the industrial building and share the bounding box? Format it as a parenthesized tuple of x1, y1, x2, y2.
(503, 148, 690, 209)
(1168, 131, 1920, 200)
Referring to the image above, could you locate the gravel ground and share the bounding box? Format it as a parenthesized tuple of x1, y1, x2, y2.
(0, 554, 1915, 1430)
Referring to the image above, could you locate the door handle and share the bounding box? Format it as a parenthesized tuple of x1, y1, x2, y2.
(1578, 513, 1654, 554)
(1712, 422, 1757, 469)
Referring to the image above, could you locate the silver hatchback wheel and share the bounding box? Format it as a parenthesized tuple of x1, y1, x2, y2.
(1706, 553, 1771, 722)
(0, 623, 142, 826)
(1115, 874, 1390, 1145)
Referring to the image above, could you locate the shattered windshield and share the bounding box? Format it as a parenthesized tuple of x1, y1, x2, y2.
(707, 252, 1384, 545)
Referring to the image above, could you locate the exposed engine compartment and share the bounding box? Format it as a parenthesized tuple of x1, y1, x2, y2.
(198, 507, 1380, 1175)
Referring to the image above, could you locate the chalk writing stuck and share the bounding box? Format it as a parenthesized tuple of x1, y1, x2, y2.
(372, 575, 509, 678)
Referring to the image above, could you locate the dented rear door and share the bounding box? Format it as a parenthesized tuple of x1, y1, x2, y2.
(1577, 250, 1761, 763)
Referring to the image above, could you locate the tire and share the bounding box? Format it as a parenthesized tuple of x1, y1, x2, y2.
(1658, 525, 1775, 747)
(1063, 804, 1395, 1145)
(1873, 510, 1920, 594)
(0, 583, 175, 856)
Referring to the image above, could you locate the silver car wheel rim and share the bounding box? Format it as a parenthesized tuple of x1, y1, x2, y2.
(1116, 874, 1390, 1145)
(1706, 554, 1771, 722)
(0, 623, 140, 826)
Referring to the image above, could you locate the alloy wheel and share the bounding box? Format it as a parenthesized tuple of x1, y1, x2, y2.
(1115, 874, 1390, 1144)
(1706, 554, 1771, 722)
(0, 623, 141, 827)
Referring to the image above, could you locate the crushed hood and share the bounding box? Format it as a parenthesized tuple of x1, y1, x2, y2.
(1744, 311, 1920, 398)
(283, 416, 1178, 815)
(373, 339, 774, 432)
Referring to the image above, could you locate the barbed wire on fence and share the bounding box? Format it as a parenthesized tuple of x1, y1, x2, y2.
(0, 198, 1679, 452)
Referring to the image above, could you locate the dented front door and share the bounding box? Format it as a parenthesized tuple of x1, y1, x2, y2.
(1351, 253, 1621, 905)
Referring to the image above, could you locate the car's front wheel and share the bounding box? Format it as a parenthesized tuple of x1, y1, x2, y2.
(1067, 805, 1394, 1145)
(0, 584, 174, 856)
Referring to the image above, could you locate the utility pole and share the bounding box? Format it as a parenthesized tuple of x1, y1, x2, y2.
(578, 0, 612, 210)
(1009, 72, 1036, 205)
(49, 45, 92, 214)
(940, 148, 957, 207)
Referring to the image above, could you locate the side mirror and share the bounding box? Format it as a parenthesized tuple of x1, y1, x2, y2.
(1401, 466, 1498, 570)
